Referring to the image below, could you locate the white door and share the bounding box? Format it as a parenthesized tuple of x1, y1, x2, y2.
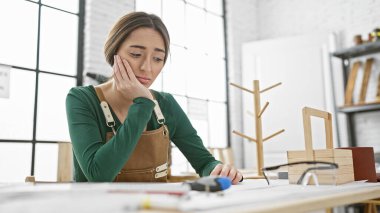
(240, 34, 339, 169)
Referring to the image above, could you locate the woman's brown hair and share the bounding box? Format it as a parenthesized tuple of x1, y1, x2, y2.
(104, 12, 170, 66)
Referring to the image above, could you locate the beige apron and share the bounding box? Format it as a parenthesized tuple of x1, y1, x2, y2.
(95, 87, 170, 182)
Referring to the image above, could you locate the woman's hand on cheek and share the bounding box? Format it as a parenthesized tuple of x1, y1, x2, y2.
(113, 55, 153, 100)
(210, 164, 243, 185)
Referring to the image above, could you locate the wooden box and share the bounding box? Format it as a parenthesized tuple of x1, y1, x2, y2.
(287, 107, 354, 185)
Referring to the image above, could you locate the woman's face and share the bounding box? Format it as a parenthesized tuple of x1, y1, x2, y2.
(116, 27, 166, 88)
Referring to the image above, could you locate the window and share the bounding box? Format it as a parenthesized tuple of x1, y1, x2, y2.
(0, 0, 84, 182)
(135, 0, 229, 174)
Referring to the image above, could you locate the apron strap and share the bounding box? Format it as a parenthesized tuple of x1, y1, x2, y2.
(152, 100, 165, 125)
(94, 87, 166, 133)
(94, 86, 107, 102)
(95, 87, 116, 134)
(149, 91, 166, 127)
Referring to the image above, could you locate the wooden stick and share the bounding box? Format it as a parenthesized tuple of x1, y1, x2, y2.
(258, 102, 269, 118)
(232, 130, 257, 142)
(254, 80, 264, 176)
(359, 58, 374, 104)
(324, 113, 333, 149)
(263, 129, 285, 142)
(260, 82, 282, 93)
(230, 82, 254, 94)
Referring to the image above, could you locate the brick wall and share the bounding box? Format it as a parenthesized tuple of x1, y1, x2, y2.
(84, 0, 134, 84)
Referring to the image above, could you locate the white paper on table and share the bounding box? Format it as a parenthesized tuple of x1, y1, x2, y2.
(178, 180, 380, 212)
(0, 64, 11, 99)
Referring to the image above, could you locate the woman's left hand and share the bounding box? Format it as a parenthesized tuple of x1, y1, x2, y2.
(210, 164, 243, 185)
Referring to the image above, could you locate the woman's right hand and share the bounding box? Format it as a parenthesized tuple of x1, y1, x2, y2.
(113, 55, 153, 101)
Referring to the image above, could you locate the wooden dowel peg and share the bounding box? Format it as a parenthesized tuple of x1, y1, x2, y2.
(260, 82, 282, 93)
(232, 130, 257, 142)
(263, 129, 285, 142)
(230, 82, 255, 94)
(258, 102, 269, 118)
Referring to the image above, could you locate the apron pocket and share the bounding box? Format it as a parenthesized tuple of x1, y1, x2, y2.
(115, 168, 155, 182)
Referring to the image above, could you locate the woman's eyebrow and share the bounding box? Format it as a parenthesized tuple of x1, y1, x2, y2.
(129, 45, 165, 54)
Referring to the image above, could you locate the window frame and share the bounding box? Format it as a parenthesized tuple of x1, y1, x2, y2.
(135, 0, 231, 149)
(0, 0, 85, 177)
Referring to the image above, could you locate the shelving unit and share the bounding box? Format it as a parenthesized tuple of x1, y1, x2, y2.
(332, 41, 380, 59)
(331, 41, 380, 147)
(338, 102, 380, 114)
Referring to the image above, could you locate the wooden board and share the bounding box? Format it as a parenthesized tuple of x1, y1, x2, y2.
(359, 58, 374, 104)
(377, 74, 380, 102)
(288, 164, 354, 174)
(287, 149, 352, 158)
(344, 61, 361, 105)
(289, 173, 354, 185)
(288, 157, 353, 166)
(57, 142, 73, 182)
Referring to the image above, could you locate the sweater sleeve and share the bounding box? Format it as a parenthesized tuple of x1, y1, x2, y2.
(65, 88, 155, 182)
(167, 94, 221, 176)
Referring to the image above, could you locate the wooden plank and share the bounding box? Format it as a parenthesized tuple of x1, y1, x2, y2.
(57, 142, 73, 182)
(289, 173, 354, 185)
(302, 108, 314, 161)
(288, 149, 352, 159)
(287, 150, 308, 158)
(324, 113, 333, 149)
(303, 107, 330, 119)
(377, 74, 380, 102)
(331, 149, 353, 157)
(359, 58, 374, 104)
(315, 157, 353, 166)
(315, 149, 352, 158)
(288, 157, 353, 167)
(288, 164, 353, 175)
(313, 149, 335, 158)
(288, 150, 335, 158)
(344, 61, 361, 105)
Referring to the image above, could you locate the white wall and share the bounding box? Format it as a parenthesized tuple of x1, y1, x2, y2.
(256, 0, 380, 152)
(225, 0, 259, 168)
(227, 0, 380, 159)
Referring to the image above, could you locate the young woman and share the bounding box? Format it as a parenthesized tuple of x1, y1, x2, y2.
(66, 12, 243, 184)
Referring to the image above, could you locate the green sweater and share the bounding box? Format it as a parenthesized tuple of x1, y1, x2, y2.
(65, 85, 220, 182)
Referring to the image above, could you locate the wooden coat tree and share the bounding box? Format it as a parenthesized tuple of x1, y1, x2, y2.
(231, 80, 285, 177)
